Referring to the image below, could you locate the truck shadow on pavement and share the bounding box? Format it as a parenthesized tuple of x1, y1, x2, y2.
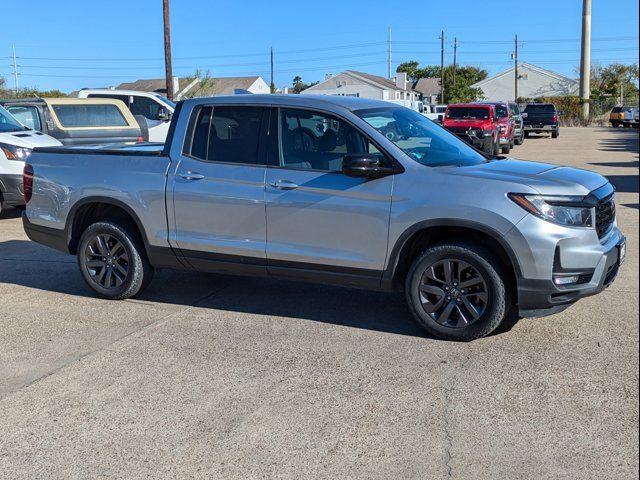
(0, 238, 519, 340)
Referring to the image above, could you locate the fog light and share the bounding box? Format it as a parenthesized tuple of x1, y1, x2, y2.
(553, 275, 580, 286)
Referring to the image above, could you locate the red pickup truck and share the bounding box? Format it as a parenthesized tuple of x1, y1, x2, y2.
(443, 103, 501, 155)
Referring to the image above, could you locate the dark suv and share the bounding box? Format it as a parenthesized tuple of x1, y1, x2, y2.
(523, 103, 560, 138)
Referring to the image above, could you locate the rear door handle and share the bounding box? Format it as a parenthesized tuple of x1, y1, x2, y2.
(269, 179, 299, 190)
(179, 171, 205, 181)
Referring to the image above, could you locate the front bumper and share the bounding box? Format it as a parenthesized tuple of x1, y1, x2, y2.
(517, 233, 625, 317)
(0, 173, 24, 206)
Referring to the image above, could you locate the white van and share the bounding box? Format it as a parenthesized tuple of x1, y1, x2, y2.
(0, 105, 62, 214)
(76, 89, 175, 142)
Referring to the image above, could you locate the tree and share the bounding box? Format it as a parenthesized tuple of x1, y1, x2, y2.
(291, 76, 318, 94)
(590, 63, 639, 102)
(397, 62, 487, 103)
(180, 69, 216, 99)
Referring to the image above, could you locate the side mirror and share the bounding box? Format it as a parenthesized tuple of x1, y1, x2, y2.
(557, 111, 562, 116)
(521, 112, 528, 118)
(342, 154, 398, 179)
(158, 108, 172, 121)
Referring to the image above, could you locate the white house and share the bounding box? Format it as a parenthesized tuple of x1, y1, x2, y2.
(301, 70, 418, 101)
(472, 62, 579, 101)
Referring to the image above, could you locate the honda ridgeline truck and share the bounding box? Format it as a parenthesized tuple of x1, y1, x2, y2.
(23, 95, 625, 341)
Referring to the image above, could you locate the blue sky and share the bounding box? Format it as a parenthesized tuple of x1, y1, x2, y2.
(1, 0, 638, 93)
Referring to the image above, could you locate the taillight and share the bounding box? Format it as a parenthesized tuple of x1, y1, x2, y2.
(553, 114, 558, 123)
(23, 164, 34, 203)
(136, 136, 144, 143)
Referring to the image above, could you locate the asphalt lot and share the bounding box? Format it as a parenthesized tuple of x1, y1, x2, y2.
(0, 126, 638, 479)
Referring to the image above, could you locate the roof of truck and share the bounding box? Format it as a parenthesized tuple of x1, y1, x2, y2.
(180, 94, 397, 112)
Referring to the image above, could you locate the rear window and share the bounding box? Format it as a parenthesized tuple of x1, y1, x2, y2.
(524, 104, 556, 113)
(611, 107, 623, 113)
(446, 107, 491, 120)
(51, 104, 129, 128)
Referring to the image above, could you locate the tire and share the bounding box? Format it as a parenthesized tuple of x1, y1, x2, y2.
(524, 131, 530, 138)
(482, 138, 494, 155)
(509, 138, 515, 149)
(501, 143, 510, 154)
(493, 138, 500, 155)
(405, 242, 509, 341)
(514, 134, 524, 146)
(551, 129, 559, 138)
(77, 221, 154, 299)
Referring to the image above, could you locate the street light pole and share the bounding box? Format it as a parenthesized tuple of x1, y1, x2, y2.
(440, 31, 445, 103)
(163, 0, 174, 101)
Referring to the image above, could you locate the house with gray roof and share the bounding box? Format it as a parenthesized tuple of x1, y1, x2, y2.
(301, 70, 418, 101)
(472, 62, 579, 101)
(116, 76, 270, 99)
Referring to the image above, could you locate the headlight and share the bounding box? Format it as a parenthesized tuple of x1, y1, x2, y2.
(508, 193, 593, 227)
(0, 143, 32, 162)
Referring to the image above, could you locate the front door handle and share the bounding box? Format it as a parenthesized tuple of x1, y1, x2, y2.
(269, 179, 299, 190)
(179, 171, 205, 181)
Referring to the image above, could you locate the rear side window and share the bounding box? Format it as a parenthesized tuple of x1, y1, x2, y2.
(51, 104, 129, 127)
(524, 104, 555, 113)
(6, 105, 42, 130)
(186, 106, 265, 165)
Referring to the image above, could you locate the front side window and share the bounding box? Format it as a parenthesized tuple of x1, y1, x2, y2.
(495, 104, 509, 118)
(51, 104, 129, 127)
(187, 106, 264, 165)
(130, 96, 164, 121)
(279, 108, 382, 171)
(6, 105, 41, 131)
(356, 106, 487, 167)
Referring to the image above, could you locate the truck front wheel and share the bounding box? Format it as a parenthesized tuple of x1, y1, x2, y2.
(405, 243, 508, 341)
(77, 221, 154, 300)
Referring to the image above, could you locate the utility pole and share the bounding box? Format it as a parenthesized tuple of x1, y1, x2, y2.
(12, 44, 19, 94)
(387, 26, 392, 79)
(270, 47, 275, 93)
(440, 31, 445, 103)
(162, 0, 174, 101)
(452, 37, 458, 87)
(514, 34, 518, 103)
(579, 0, 591, 121)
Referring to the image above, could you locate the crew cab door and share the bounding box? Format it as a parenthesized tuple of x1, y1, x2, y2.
(265, 107, 394, 283)
(170, 104, 269, 274)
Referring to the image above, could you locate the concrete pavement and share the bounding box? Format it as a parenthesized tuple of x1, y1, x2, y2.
(0, 127, 638, 479)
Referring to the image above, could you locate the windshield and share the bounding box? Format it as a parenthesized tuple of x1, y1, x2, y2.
(153, 94, 176, 108)
(446, 107, 491, 120)
(355, 106, 487, 167)
(524, 104, 555, 113)
(0, 105, 25, 133)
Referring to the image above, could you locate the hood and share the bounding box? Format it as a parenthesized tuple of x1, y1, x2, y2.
(447, 159, 608, 196)
(0, 130, 62, 148)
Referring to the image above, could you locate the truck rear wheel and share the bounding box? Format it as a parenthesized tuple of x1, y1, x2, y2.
(551, 129, 559, 138)
(405, 242, 508, 341)
(77, 221, 154, 300)
(501, 143, 510, 154)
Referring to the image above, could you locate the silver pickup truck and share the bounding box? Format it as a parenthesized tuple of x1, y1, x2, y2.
(22, 95, 625, 341)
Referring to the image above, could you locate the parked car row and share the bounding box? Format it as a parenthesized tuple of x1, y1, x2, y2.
(0, 93, 173, 215)
(441, 102, 560, 155)
(609, 106, 639, 128)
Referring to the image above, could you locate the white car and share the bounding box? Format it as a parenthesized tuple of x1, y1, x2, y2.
(76, 89, 175, 142)
(0, 105, 62, 214)
(423, 104, 447, 123)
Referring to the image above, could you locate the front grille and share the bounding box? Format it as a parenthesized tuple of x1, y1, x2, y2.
(595, 194, 616, 239)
